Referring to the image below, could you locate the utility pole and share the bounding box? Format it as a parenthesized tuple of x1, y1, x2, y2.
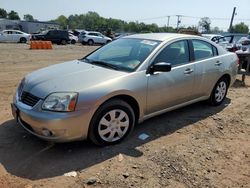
(167, 16, 170, 32)
(229, 7, 236, 32)
(176, 15, 181, 30)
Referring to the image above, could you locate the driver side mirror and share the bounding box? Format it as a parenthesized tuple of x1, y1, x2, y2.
(148, 62, 172, 74)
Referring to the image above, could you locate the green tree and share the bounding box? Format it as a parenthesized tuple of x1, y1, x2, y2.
(55, 15, 68, 29)
(7, 10, 20, 20)
(0, 8, 7, 18)
(210, 26, 223, 34)
(231, 22, 249, 33)
(199, 17, 211, 33)
(23, 14, 35, 21)
(51, 11, 208, 34)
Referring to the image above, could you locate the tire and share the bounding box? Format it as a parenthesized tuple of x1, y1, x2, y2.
(89, 99, 135, 146)
(61, 39, 67, 45)
(209, 77, 229, 106)
(71, 39, 76, 44)
(20, 38, 27, 43)
(88, 39, 94, 45)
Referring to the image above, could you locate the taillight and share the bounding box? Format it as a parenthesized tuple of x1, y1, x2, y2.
(237, 58, 240, 65)
(232, 47, 238, 52)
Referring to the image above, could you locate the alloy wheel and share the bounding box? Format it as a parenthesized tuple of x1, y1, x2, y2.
(215, 81, 227, 103)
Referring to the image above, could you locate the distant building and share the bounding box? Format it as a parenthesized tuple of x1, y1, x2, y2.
(0, 19, 60, 34)
(19, 20, 60, 34)
(0, 19, 21, 31)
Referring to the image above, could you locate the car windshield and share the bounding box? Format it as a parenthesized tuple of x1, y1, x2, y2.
(218, 37, 227, 42)
(40, 30, 48, 35)
(81, 38, 160, 72)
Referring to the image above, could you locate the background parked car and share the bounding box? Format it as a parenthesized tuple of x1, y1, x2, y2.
(0, 30, 31, 43)
(202, 34, 229, 49)
(113, 33, 132, 40)
(32, 30, 70, 45)
(223, 34, 249, 52)
(237, 37, 250, 52)
(223, 33, 248, 44)
(78, 31, 112, 45)
(69, 33, 78, 44)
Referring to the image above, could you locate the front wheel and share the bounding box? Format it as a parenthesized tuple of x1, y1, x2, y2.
(89, 99, 135, 146)
(71, 39, 76, 44)
(209, 77, 229, 106)
(61, 39, 67, 45)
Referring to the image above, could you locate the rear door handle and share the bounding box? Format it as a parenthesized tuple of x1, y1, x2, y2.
(215, 61, 222, 66)
(184, 68, 194, 74)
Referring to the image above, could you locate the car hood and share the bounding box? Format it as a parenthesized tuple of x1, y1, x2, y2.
(23, 60, 127, 99)
(105, 36, 112, 40)
(32, 34, 44, 36)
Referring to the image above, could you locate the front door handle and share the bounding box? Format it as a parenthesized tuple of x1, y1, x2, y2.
(184, 68, 194, 74)
(215, 61, 222, 66)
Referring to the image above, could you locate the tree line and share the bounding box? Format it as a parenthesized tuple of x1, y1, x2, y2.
(52, 12, 250, 34)
(0, 8, 249, 34)
(53, 12, 177, 33)
(0, 8, 35, 21)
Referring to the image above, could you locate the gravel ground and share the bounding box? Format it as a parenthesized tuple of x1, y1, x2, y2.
(0, 43, 249, 188)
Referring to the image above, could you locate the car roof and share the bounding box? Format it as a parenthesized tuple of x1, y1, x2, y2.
(124, 33, 202, 42)
(202, 34, 223, 38)
(3, 30, 23, 32)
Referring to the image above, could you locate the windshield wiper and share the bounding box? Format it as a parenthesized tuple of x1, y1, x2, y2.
(89, 60, 119, 70)
(79, 57, 91, 63)
(79, 58, 119, 70)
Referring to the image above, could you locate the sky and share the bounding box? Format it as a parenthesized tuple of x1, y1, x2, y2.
(1, 0, 250, 31)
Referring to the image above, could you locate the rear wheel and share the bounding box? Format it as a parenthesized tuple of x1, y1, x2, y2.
(89, 99, 135, 146)
(88, 39, 94, 45)
(20, 37, 27, 43)
(209, 77, 229, 106)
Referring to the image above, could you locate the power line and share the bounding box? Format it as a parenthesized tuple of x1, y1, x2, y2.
(130, 15, 250, 22)
(135, 15, 173, 21)
(182, 15, 250, 21)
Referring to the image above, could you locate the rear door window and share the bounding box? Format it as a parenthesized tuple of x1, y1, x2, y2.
(192, 40, 215, 61)
(14, 31, 22, 34)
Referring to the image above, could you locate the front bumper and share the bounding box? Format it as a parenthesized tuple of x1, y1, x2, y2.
(11, 96, 94, 142)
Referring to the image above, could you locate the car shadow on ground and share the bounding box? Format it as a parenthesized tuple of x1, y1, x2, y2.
(0, 99, 230, 180)
(232, 78, 249, 88)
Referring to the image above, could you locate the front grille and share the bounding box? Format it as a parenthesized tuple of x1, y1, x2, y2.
(20, 91, 40, 107)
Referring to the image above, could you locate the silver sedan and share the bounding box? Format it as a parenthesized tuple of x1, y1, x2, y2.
(12, 33, 238, 145)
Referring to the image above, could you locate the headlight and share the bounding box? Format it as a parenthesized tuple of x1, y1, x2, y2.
(42, 92, 78, 112)
(18, 78, 25, 98)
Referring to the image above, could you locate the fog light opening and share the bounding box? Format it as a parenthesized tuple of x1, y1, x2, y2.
(42, 129, 53, 137)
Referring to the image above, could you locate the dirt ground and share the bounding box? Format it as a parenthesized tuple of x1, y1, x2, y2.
(0, 43, 249, 188)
